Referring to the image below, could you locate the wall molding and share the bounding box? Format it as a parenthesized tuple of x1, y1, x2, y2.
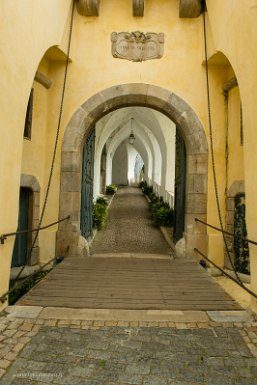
(34, 71, 52, 89)
(222, 77, 238, 95)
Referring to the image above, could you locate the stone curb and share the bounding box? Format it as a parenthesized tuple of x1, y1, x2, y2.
(38, 308, 209, 322)
(4, 306, 43, 319)
(207, 310, 254, 323)
(160, 226, 175, 253)
(4, 306, 255, 324)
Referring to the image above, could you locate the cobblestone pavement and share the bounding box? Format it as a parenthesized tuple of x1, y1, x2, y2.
(91, 187, 172, 255)
(1, 314, 257, 385)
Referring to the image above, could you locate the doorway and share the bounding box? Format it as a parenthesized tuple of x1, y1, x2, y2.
(11, 187, 32, 267)
(80, 128, 96, 239)
(173, 128, 186, 242)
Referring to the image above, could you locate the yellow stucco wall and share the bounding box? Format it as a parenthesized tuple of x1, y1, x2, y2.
(0, 0, 72, 308)
(206, 0, 257, 311)
(1, 0, 257, 312)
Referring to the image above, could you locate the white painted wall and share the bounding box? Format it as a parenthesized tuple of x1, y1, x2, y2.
(112, 141, 128, 185)
(152, 110, 176, 196)
(127, 145, 139, 184)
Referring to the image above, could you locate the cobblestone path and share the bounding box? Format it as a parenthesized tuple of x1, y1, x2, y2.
(91, 187, 172, 255)
(1, 314, 257, 385)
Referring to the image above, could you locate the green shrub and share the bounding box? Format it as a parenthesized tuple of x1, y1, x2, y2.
(150, 200, 160, 211)
(140, 181, 174, 227)
(149, 192, 158, 203)
(105, 184, 117, 195)
(93, 203, 107, 230)
(138, 181, 147, 189)
(139, 181, 153, 197)
(96, 196, 108, 206)
(153, 206, 174, 227)
(143, 185, 153, 196)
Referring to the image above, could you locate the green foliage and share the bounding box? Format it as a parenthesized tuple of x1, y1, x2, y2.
(153, 206, 174, 227)
(148, 192, 159, 203)
(140, 181, 174, 227)
(138, 181, 147, 189)
(96, 196, 108, 206)
(150, 198, 169, 212)
(93, 202, 107, 230)
(143, 185, 153, 196)
(105, 184, 117, 195)
(139, 180, 153, 196)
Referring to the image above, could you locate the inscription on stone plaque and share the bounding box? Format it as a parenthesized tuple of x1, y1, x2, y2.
(111, 31, 164, 62)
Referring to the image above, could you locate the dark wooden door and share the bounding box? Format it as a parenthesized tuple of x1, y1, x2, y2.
(173, 128, 186, 243)
(81, 128, 95, 239)
(11, 188, 31, 267)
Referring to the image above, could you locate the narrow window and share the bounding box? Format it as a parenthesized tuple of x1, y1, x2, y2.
(23, 89, 34, 139)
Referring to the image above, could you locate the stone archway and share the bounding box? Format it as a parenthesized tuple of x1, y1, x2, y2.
(57, 84, 208, 259)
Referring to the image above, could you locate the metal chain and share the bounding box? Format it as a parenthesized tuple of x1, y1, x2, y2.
(202, 10, 243, 285)
(3, 1, 76, 299)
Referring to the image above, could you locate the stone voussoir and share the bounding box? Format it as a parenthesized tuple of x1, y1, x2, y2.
(60, 171, 81, 193)
(81, 92, 109, 119)
(61, 151, 81, 173)
(67, 106, 87, 129)
(146, 85, 172, 110)
(62, 126, 84, 152)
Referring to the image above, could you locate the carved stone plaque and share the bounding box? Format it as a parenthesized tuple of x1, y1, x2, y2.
(111, 31, 164, 62)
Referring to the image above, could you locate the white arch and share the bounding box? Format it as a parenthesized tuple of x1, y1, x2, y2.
(94, 107, 167, 197)
(105, 121, 154, 187)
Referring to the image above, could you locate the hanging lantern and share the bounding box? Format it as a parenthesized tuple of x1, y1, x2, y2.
(129, 117, 135, 145)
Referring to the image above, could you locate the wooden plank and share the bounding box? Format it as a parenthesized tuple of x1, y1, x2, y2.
(18, 256, 241, 311)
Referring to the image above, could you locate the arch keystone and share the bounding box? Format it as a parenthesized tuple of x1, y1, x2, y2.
(146, 85, 172, 111)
